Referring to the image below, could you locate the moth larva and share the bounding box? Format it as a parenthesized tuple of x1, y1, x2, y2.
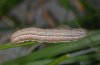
(11, 27, 87, 43)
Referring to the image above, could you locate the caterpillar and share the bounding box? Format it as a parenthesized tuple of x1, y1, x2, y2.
(11, 27, 87, 43)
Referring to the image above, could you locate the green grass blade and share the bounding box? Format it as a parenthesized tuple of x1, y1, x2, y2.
(0, 41, 36, 50)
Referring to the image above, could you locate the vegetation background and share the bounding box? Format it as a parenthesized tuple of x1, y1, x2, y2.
(0, 0, 100, 65)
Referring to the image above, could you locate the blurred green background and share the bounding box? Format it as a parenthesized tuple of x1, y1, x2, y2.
(0, 0, 100, 65)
